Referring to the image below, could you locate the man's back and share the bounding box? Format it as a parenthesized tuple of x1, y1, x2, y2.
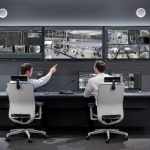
(84, 73, 111, 101)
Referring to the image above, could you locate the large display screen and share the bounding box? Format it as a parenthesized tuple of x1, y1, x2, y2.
(44, 29, 102, 59)
(107, 29, 150, 59)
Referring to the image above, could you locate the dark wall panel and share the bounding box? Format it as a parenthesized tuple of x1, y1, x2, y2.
(0, 60, 150, 92)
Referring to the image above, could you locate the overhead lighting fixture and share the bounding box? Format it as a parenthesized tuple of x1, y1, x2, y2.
(0, 8, 8, 18)
(136, 8, 146, 18)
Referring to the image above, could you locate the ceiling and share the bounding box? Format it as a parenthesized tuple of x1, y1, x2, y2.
(0, 0, 150, 26)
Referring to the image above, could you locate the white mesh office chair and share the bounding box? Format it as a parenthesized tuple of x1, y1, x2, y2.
(6, 82, 47, 143)
(86, 82, 128, 143)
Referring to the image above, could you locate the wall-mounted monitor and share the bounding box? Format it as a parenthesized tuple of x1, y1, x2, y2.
(106, 29, 150, 59)
(44, 28, 102, 59)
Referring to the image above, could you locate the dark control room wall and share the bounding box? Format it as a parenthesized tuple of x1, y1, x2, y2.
(0, 60, 150, 92)
(0, 0, 150, 91)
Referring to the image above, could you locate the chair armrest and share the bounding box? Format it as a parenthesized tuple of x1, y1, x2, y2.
(36, 102, 44, 107)
(35, 101, 44, 120)
(88, 103, 96, 108)
(88, 103, 98, 120)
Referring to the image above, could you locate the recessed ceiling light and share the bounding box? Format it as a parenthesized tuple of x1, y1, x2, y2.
(136, 8, 146, 18)
(0, 8, 8, 18)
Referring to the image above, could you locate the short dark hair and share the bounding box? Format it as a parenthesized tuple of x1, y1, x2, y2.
(21, 63, 32, 75)
(94, 60, 106, 73)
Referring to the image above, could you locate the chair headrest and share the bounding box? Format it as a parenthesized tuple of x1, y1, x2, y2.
(104, 77, 121, 83)
(10, 76, 27, 90)
(104, 77, 121, 90)
(11, 76, 27, 81)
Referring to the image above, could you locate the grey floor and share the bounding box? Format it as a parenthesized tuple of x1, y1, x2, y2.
(0, 129, 150, 150)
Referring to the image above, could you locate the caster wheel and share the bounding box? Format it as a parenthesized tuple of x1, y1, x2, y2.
(86, 136, 90, 140)
(5, 137, 10, 142)
(105, 139, 110, 143)
(124, 136, 128, 141)
(28, 139, 32, 143)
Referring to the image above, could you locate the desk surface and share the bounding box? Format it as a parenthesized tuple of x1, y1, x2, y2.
(0, 91, 150, 129)
(1, 91, 150, 97)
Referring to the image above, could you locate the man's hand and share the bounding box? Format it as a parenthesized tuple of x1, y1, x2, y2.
(49, 64, 57, 74)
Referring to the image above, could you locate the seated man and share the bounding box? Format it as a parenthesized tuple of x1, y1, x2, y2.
(20, 63, 57, 89)
(84, 60, 111, 105)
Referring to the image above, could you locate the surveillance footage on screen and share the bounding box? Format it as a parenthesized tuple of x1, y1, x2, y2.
(78, 72, 96, 91)
(107, 30, 150, 59)
(44, 30, 102, 59)
(111, 73, 141, 91)
(78, 71, 141, 92)
(0, 45, 13, 53)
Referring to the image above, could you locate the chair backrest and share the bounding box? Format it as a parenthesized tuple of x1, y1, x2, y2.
(7, 82, 35, 124)
(97, 83, 125, 125)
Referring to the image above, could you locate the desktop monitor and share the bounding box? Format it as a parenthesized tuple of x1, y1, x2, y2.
(78, 72, 96, 92)
(110, 72, 141, 92)
(78, 73, 121, 92)
(78, 71, 141, 92)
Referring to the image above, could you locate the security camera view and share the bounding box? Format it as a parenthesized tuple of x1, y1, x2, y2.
(111, 73, 141, 92)
(0, 29, 42, 55)
(15, 45, 25, 53)
(29, 45, 41, 53)
(44, 29, 102, 59)
(0, 45, 13, 53)
(78, 72, 96, 91)
(78, 72, 141, 92)
(107, 30, 150, 59)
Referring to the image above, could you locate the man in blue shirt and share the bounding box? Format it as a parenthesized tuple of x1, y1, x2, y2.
(20, 63, 57, 89)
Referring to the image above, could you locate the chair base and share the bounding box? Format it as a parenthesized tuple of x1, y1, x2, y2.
(6, 128, 47, 143)
(87, 128, 128, 143)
